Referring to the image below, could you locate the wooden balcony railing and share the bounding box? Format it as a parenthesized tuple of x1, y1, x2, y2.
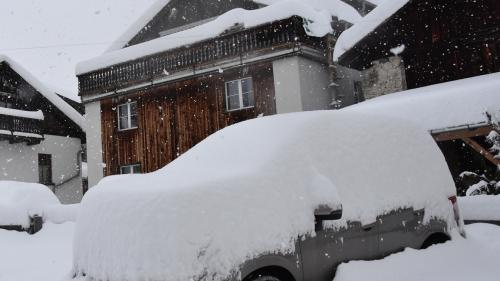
(79, 16, 327, 96)
(0, 114, 43, 138)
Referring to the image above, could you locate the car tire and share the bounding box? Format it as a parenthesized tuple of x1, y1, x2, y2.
(421, 232, 450, 249)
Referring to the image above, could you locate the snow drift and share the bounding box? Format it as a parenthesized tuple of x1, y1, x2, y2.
(343, 72, 500, 131)
(73, 111, 456, 281)
(0, 181, 60, 228)
(458, 195, 500, 221)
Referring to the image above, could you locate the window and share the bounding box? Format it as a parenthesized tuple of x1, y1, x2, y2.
(225, 77, 254, 111)
(118, 101, 138, 130)
(38, 154, 53, 185)
(120, 163, 141, 174)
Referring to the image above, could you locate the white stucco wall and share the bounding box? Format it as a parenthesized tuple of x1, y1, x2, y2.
(85, 100, 104, 188)
(272, 56, 331, 113)
(272, 56, 303, 113)
(0, 134, 83, 204)
(297, 57, 331, 111)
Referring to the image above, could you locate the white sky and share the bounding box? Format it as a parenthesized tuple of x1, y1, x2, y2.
(0, 0, 157, 101)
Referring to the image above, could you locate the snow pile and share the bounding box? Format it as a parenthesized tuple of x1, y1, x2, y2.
(0, 222, 75, 281)
(77, 0, 361, 74)
(0, 181, 60, 228)
(389, 44, 405, 56)
(73, 111, 456, 281)
(458, 195, 500, 221)
(334, 223, 500, 281)
(253, 0, 361, 24)
(0, 107, 44, 120)
(333, 0, 409, 61)
(343, 72, 500, 131)
(44, 204, 80, 224)
(0, 56, 85, 131)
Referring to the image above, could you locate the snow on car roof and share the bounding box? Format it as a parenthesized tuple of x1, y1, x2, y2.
(77, 0, 361, 74)
(0, 181, 60, 228)
(343, 72, 500, 132)
(0, 55, 86, 131)
(333, 0, 410, 61)
(73, 110, 455, 281)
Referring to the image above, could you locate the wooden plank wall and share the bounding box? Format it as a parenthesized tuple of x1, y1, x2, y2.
(101, 62, 276, 176)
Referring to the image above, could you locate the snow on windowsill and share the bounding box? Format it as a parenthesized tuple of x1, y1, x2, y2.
(12, 132, 44, 139)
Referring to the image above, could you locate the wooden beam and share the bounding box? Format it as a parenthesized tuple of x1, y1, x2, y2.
(461, 137, 500, 166)
(433, 125, 493, 142)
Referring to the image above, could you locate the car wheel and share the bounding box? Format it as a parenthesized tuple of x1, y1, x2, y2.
(421, 232, 450, 249)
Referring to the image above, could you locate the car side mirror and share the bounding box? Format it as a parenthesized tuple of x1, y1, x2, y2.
(314, 205, 342, 222)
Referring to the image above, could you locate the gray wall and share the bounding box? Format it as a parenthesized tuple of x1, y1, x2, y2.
(272, 56, 332, 113)
(361, 56, 407, 100)
(334, 65, 363, 107)
(85, 101, 104, 188)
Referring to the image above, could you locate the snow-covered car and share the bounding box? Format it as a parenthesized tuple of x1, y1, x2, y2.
(0, 181, 60, 233)
(72, 110, 464, 281)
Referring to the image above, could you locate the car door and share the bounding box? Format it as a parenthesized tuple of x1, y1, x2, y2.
(377, 207, 422, 256)
(300, 220, 379, 281)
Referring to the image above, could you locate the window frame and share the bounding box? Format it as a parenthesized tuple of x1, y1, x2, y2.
(117, 101, 138, 131)
(224, 77, 255, 112)
(120, 163, 141, 175)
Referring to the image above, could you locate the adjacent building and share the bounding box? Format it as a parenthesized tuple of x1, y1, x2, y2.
(78, 0, 373, 187)
(333, 0, 500, 192)
(0, 56, 86, 203)
(334, 0, 500, 98)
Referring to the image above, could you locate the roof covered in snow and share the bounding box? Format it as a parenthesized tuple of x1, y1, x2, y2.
(73, 110, 456, 281)
(333, 0, 409, 61)
(343, 72, 500, 132)
(77, 0, 362, 74)
(0, 0, 158, 102)
(106, 0, 361, 53)
(104, 0, 172, 52)
(0, 55, 85, 130)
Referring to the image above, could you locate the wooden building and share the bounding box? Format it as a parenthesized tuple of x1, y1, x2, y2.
(334, 0, 500, 193)
(0, 56, 86, 203)
(78, 0, 372, 187)
(335, 0, 500, 92)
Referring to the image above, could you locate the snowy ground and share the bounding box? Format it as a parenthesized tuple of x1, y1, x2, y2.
(334, 224, 500, 281)
(0, 223, 74, 281)
(1, 223, 499, 281)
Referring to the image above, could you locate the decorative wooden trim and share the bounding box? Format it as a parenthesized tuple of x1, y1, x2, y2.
(461, 137, 500, 166)
(432, 125, 493, 142)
